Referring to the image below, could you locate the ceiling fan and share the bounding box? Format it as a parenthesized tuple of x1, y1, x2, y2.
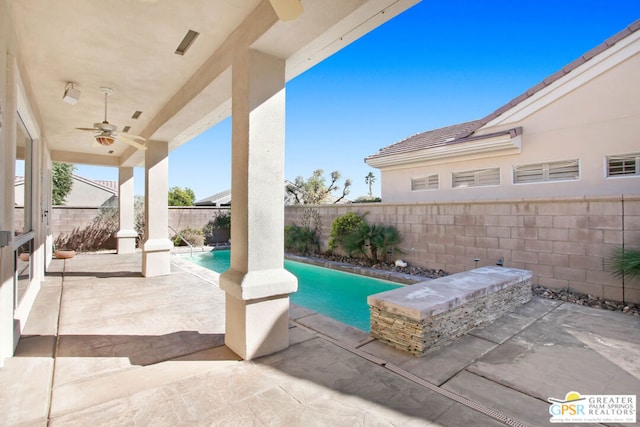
(76, 87, 146, 150)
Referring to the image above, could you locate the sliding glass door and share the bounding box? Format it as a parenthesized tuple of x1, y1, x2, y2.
(14, 115, 34, 307)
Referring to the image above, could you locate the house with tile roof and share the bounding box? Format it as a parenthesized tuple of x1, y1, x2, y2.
(366, 19, 640, 203)
(15, 174, 117, 207)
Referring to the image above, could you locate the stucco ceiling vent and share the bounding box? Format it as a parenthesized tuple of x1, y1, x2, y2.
(175, 30, 199, 56)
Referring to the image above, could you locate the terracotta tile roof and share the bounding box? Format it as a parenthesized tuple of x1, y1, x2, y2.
(366, 120, 484, 160)
(366, 19, 640, 162)
(93, 179, 118, 193)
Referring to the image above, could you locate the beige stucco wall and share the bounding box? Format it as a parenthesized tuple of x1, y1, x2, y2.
(62, 179, 116, 207)
(285, 197, 640, 304)
(378, 36, 640, 204)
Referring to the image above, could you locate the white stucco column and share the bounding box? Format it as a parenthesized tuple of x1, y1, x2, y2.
(220, 49, 297, 360)
(0, 51, 17, 364)
(142, 141, 173, 277)
(116, 166, 137, 254)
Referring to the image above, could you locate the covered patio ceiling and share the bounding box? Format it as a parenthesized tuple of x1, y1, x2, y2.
(9, 0, 419, 169)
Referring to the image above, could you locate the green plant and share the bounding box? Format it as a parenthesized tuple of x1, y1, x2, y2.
(168, 186, 196, 206)
(52, 162, 75, 205)
(342, 223, 403, 264)
(606, 246, 640, 281)
(203, 211, 231, 244)
(286, 169, 352, 205)
(284, 224, 319, 256)
(328, 211, 366, 252)
(173, 227, 204, 247)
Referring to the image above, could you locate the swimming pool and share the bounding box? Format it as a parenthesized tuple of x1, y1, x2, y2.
(185, 250, 402, 331)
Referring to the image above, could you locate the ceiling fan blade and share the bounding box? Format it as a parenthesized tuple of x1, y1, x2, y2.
(76, 127, 99, 132)
(120, 132, 146, 141)
(118, 134, 147, 150)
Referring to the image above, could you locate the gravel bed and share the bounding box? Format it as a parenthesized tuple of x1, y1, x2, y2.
(532, 284, 640, 316)
(309, 254, 449, 279)
(307, 253, 640, 316)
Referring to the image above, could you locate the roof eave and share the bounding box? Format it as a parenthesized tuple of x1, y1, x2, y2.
(366, 128, 522, 169)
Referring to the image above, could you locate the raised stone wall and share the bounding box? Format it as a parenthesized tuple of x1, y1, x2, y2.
(285, 196, 640, 304)
(368, 266, 532, 356)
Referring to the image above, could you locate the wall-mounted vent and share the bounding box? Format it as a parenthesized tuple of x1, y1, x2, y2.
(175, 30, 199, 56)
(453, 168, 500, 188)
(411, 174, 438, 191)
(122, 126, 131, 133)
(607, 153, 639, 177)
(513, 160, 579, 184)
(131, 111, 142, 119)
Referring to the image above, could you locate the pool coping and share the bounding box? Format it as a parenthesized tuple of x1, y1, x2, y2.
(171, 247, 430, 285)
(284, 254, 428, 285)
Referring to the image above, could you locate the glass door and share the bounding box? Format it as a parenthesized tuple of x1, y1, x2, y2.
(14, 115, 34, 307)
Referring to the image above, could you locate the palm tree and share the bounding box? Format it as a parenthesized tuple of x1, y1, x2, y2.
(365, 172, 376, 197)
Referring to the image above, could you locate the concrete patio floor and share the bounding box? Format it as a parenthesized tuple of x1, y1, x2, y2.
(1, 252, 639, 426)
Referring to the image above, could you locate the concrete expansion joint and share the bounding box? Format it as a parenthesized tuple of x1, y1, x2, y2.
(46, 262, 67, 425)
(292, 320, 528, 427)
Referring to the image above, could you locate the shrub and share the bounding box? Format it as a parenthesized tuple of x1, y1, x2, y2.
(54, 204, 118, 252)
(342, 223, 403, 264)
(328, 211, 366, 253)
(606, 245, 640, 281)
(285, 224, 319, 256)
(203, 211, 231, 244)
(173, 227, 204, 247)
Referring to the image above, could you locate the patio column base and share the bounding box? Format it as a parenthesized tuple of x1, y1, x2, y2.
(142, 238, 173, 277)
(221, 268, 297, 360)
(116, 229, 137, 254)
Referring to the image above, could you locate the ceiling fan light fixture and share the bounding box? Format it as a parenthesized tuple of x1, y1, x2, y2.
(63, 82, 81, 105)
(269, 0, 303, 21)
(95, 134, 116, 146)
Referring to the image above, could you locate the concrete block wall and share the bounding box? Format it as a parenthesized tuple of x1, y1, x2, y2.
(285, 196, 640, 304)
(167, 207, 230, 232)
(51, 206, 230, 241)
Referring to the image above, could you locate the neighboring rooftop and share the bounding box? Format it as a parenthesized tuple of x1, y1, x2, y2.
(195, 189, 232, 206)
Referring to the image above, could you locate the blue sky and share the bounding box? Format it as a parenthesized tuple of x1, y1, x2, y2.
(75, 0, 640, 201)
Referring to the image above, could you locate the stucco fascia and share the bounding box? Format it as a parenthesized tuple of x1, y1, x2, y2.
(367, 132, 522, 171)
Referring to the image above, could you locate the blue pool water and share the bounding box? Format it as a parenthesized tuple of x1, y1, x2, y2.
(186, 250, 401, 331)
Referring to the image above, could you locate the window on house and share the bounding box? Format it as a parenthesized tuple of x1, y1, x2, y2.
(513, 160, 579, 184)
(452, 168, 500, 188)
(607, 154, 639, 177)
(411, 174, 438, 191)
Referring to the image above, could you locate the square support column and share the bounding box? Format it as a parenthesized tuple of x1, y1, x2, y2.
(0, 52, 18, 364)
(116, 167, 137, 254)
(142, 141, 173, 277)
(220, 49, 297, 360)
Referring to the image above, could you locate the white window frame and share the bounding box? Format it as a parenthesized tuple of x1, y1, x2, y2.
(513, 159, 580, 184)
(411, 174, 438, 191)
(606, 153, 640, 178)
(452, 168, 500, 188)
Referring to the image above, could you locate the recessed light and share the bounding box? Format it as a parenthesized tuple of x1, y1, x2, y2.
(175, 30, 199, 56)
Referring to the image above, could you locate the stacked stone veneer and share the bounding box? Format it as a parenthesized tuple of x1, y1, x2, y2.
(285, 196, 640, 304)
(368, 266, 532, 356)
